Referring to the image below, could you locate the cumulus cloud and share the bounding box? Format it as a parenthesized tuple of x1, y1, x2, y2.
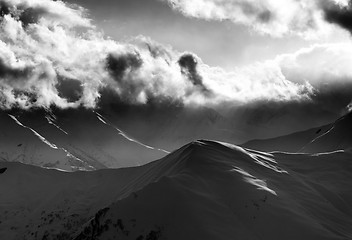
(0, 0, 350, 115)
(162, 0, 352, 37)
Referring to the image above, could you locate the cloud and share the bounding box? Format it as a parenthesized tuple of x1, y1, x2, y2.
(0, 56, 32, 80)
(0, 0, 350, 116)
(321, 0, 352, 34)
(56, 76, 83, 103)
(178, 53, 211, 94)
(161, 0, 352, 38)
(107, 51, 143, 83)
(0, 1, 11, 17)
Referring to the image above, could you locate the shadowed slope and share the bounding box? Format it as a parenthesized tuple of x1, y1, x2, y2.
(242, 111, 352, 153)
(1, 140, 352, 239)
(0, 108, 167, 171)
(74, 140, 352, 240)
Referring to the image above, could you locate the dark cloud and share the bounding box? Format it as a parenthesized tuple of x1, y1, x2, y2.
(238, 2, 272, 23)
(257, 10, 272, 22)
(178, 53, 211, 94)
(12, 89, 37, 105)
(0, 1, 10, 17)
(105, 52, 149, 102)
(106, 52, 143, 82)
(145, 42, 172, 65)
(0, 1, 48, 27)
(18, 6, 48, 27)
(0, 58, 32, 80)
(56, 76, 83, 103)
(322, 1, 352, 33)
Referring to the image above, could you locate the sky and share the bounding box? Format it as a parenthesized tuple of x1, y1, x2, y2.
(68, 0, 351, 69)
(0, 0, 352, 138)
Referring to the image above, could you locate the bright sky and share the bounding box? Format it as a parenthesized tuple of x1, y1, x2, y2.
(69, 0, 350, 69)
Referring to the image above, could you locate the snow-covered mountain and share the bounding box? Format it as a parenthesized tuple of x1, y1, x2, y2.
(242, 111, 352, 153)
(1, 140, 352, 240)
(0, 108, 167, 171)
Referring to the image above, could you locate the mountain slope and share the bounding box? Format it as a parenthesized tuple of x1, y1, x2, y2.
(0, 160, 166, 239)
(2, 140, 352, 240)
(74, 141, 352, 240)
(0, 108, 167, 171)
(302, 112, 352, 153)
(242, 111, 352, 153)
(0, 111, 84, 170)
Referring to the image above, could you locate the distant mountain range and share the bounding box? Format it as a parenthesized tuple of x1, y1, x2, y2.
(0, 108, 167, 171)
(1, 104, 346, 172)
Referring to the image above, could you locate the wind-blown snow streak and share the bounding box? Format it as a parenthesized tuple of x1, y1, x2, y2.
(45, 115, 69, 135)
(8, 114, 59, 150)
(298, 126, 335, 152)
(8, 114, 92, 170)
(94, 111, 170, 154)
(231, 166, 277, 195)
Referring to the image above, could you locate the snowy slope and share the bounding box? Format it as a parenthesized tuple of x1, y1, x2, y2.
(73, 140, 352, 240)
(0, 109, 167, 171)
(242, 111, 352, 153)
(0, 161, 158, 240)
(302, 112, 352, 153)
(0, 111, 88, 171)
(1, 140, 351, 239)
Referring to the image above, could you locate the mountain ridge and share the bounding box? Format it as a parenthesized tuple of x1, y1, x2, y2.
(242, 111, 352, 153)
(1, 140, 352, 239)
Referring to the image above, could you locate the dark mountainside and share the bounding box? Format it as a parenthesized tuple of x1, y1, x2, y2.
(1, 137, 352, 239)
(242, 111, 352, 153)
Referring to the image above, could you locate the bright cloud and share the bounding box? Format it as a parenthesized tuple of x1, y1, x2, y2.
(162, 0, 352, 38)
(0, 0, 351, 112)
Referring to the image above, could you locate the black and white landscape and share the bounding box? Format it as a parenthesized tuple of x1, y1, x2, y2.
(1, 0, 352, 239)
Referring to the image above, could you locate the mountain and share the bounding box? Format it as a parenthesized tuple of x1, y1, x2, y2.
(1, 140, 352, 240)
(0, 108, 167, 171)
(242, 111, 352, 153)
(0, 111, 77, 170)
(97, 98, 346, 152)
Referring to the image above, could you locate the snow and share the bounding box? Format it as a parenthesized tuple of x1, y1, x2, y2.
(242, 111, 352, 154)
(94, 111, 170, 154)
(0, 109, 168, 171)
(45, 115, 69, 135)
(8, 114, 59, 150)
(1, 140, 352, 239)
(8, 114, 92, 171)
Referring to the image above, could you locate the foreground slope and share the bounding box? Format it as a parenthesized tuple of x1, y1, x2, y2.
(242, 111, 352, 153)
(74, 141, 352, 240)
(1, 140, 352, 240)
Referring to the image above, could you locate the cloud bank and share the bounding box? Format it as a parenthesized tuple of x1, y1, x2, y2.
(0, 0, 350, 116)
(162, 0, 352, 38)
